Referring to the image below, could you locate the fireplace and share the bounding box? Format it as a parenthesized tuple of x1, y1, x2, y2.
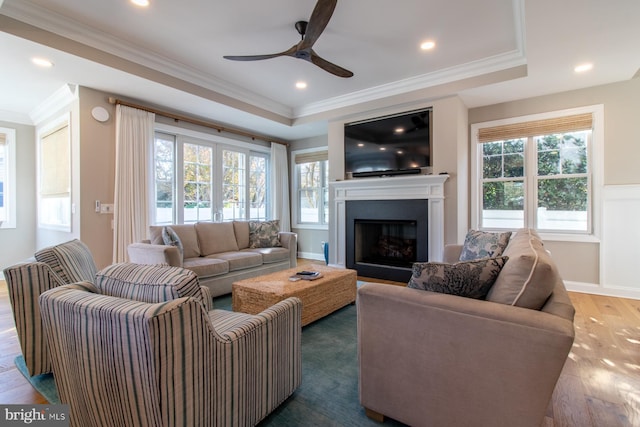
(346, 199, 429, 282)
(329, 174, 448, 280)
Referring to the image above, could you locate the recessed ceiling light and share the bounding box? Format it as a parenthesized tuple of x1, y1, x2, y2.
(420, 40, 436, 50)
(131, 0, 150, 7)
(357, 143, 364, 147)
(32, 57, 54, 68)
(394, 127, 405, 134)
(295, 81, 307, 89)
(574, 63, 593, 73)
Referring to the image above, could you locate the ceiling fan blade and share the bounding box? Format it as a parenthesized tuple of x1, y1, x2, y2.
(299, 0, 337, 50)
(224, 45, 298, 62)
(310, 50, 353, 78)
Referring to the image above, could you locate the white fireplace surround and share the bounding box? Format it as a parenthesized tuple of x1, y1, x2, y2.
(329, 174, 449, 269)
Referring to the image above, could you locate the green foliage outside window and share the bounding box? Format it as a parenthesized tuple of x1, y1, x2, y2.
(483, 132, 588, 212)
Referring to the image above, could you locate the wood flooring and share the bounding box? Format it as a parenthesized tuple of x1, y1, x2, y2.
(1, 260, 639, 426)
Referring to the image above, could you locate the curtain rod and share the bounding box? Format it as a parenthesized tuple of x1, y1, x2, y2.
(108, 97, 288, 146)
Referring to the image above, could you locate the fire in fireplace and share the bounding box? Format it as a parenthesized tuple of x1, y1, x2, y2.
(346, 199, 429, 282)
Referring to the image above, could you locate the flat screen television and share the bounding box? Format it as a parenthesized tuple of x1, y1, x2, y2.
(344, 108, 432, 178)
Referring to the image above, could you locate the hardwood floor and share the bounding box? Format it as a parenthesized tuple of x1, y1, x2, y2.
(1, 261, 639, 426)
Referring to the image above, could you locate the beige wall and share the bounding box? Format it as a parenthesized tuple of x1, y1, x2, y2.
(0, 120, 37, 270)
(78, 87, 117, 269)
(468, 78, 640, 288)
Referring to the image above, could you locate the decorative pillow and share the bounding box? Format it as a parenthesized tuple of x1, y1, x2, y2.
(486, 229, 557, 310)
(408, 257, 508, 299)
(249, 220, 282, 248)
(459, 230, 512, 261)
(162, 226, 184, 260)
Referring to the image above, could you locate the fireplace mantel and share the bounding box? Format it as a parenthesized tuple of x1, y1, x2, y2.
(329, 174, 449, 270)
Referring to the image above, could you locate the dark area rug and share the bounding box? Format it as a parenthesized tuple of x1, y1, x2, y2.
(14, 355, 59, 404)
(216, 295, 405, 426)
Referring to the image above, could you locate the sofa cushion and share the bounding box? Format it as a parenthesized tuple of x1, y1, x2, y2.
(233, 221, 251, 249)
(183, 257, 229, 278)
(34, 239, 97, 283)
(459, 229, 512, 261)
(243, 247, 290, 264)
(196, 222, 240, 256)
(95, 263, 205, 306)
(408, 257, 508, 299)
(162, 226, 184, 264)
(150, 224, 200, 259)
(486, 228, 557, 310)
(249, 220, 282, 248)
(206, 252, 263, 271)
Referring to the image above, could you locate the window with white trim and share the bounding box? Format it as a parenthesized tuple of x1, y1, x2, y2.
(292, 149, 329, 227)
(0, 127, 16, 229)
(472, 107, 602, 235)
(38, 118, 71, 231)
(152, 131, 269, 224)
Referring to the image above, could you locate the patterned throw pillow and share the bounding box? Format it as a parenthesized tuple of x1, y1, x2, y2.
(459, 230, 512, 261)
(249, 220, 283, 248)
(408, 257, 509, 299)
(162, 226, 184, 259)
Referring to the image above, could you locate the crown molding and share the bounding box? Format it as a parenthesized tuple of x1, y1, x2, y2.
(2, 0, 527, 125)
(1, 0, 293, 118)
(29, 83, 78, 124)
(294, 49, 527, 118)
(294, 0, 527, 118)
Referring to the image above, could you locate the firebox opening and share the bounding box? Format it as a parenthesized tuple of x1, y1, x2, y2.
(355, 220, 417, 269)
(345, 199, 429, 282)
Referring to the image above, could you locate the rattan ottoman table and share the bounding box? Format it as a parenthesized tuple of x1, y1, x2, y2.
(232, 264, 357, 326)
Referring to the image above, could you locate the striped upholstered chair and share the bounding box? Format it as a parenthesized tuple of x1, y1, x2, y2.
(3, 239, 97, 376)
(40, 282, 302, 427)
(94, 262, 212, 311)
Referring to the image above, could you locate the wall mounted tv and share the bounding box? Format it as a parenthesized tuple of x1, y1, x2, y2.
(344, 108, 432, 178)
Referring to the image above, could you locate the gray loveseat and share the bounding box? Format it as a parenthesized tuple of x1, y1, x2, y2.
(128, 220, 297, 297)
(357, 228, 575, 427)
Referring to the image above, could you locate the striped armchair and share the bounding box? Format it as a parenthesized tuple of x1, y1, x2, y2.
(40, 283, 302, 427)
(94, 262, 212, 311)
(3, 239, 97, 376)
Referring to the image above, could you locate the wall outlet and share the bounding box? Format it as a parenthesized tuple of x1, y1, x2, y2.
(100, 203, 114, 214)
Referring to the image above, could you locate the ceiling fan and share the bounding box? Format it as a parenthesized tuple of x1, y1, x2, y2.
(223, 0, 353, 78)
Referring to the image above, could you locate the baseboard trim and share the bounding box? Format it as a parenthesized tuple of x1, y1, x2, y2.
(565, 280, 640, 300)
(297, 252, 325, 262)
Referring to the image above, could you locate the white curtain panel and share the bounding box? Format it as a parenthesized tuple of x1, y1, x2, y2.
(270, 142, 291, 232)
(113, 105, 155, 263)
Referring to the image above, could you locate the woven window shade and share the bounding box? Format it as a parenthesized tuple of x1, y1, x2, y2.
(0, 133, 6, 145)
(295, 150, 328, 164)
(478, 113, 593, 143)
(40, 125, 70, 197)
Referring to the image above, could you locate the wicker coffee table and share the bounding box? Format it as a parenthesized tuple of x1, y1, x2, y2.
(232, 264, 357, 326)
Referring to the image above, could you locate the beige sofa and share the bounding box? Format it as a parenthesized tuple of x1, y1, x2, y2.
(128, 221, 297, 297)
(357, 229, 575, 427)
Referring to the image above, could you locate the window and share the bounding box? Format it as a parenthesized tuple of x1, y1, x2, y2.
(38, 117, 71, 231)
(472, 106, 602, 236)
(293, 149, 329, 227)
(184, 143, 213, 222)
(0, 127, 16, 229)
(152, 130, 269, 224)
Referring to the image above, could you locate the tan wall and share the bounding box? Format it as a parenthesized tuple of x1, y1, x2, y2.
(468, 78, 640, 286)
(78, 87, 117, 269)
